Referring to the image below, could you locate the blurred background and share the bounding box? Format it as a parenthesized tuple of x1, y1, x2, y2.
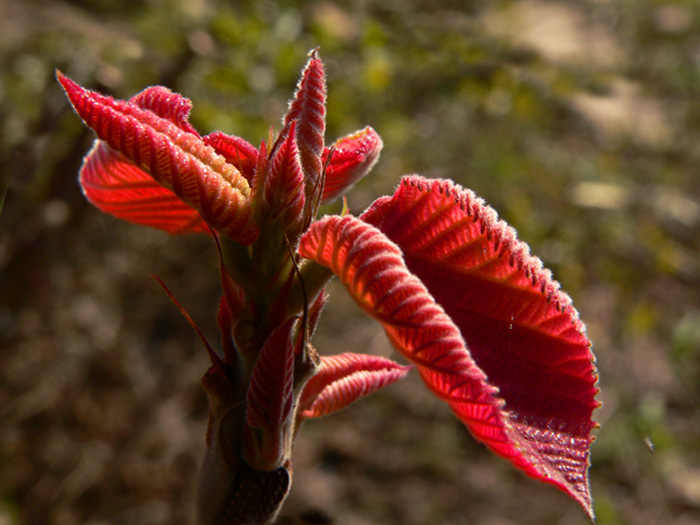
(2, 0, 700, 523)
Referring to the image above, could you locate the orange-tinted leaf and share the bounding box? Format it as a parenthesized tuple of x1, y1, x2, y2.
(361, 175, 598, 517)
(57, 72, 258, 244)
(298, 353, 410, 419)
(321, 126, 383, 202)
(80, 141, 208, 234)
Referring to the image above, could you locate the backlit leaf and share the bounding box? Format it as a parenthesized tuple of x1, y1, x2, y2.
(80, 141, 208, 234)
(299, 215, 514, 472)
(298, 352, 410, 419)
(321, 126, 383, 202)
(57, 71, 258, 244)
(361, 175, 599, 518)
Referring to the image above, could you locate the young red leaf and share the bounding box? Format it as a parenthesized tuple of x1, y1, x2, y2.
(361, 175, 599, 517)
(80, 141, 208, 234)
(244, 317, 297, 470)
(258, 121, 305, 230)
(298, 213, 596, 519)
(283, 51, 326, 203)
(297, 353, 410, 419)
(298, 215, 505, 436)
(203, 131, 259, 182)
(57, 72, 258, 244)
(246, 318, 297, 430)
(321, 126, 383, 202)
(130, 85, 200, 136)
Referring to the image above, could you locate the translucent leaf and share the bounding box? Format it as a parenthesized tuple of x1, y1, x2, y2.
(57, 71, 258, 244)
(298, 353, 410, 419)
(361, 175, 599, 517)
(321, 126, 383, 202)
(298, 215, 509, 455)
(80, 141, 208, 234)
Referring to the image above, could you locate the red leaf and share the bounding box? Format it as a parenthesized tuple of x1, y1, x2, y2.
(259, 121, 305, 229)
(298, 353, 410, 419)
(361, 175, 598, 517)
(57, 71, 258, 244)
(298, 215, 508, 450)
(79, 141, 208, 234)
(246, 317, 296, 431)
(321, 126, 383, 202)
(283, 50, 326, 202)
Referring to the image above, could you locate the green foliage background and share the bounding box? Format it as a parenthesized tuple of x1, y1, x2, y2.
(2, 0, 700, 523)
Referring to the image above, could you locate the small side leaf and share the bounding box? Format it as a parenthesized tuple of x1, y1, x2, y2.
(321, 126, 383, 202)
(243, 317, 297, 470)
(298, 353, 410, 419)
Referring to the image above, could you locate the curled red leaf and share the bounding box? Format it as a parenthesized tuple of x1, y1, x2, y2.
(203, 131, 259, 182)
(130, 85, 200, 136)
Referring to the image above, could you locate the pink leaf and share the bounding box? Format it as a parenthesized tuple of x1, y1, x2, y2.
(298, 353, 410, 419)
(361, 175, 599, 518)
(57, 71, 258, 244)
(80, 141, 208, 234)
(283, 50, 326, 202)
(321, 126, 383, 202)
